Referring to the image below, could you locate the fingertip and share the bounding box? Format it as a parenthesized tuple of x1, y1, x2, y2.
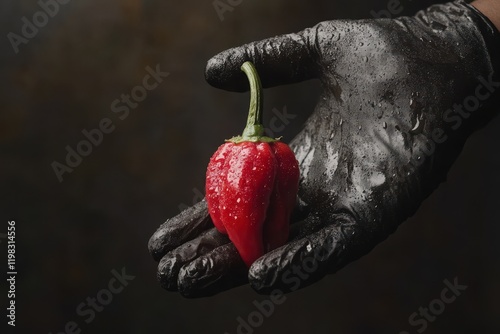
(148, 227, 169, 262)
(248, 261, 270, 294)
(205, 50, 249, 92)
(205, 30, 319, 91)
(177, 244, 248, 298)
(157, 228, 231, 291)
(157, 256, 178, 291)
(148, 200, 212, 262)
(177, 257, 213, 298)
(248, 247, 292, 294)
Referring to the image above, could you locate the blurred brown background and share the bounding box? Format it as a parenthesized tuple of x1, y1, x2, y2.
(1, 0, 499, 333)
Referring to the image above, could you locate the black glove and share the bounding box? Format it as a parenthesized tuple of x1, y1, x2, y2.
(149, 1, 500, 297)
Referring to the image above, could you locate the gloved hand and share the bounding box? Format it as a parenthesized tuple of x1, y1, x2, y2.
(149, 1, 500, 297)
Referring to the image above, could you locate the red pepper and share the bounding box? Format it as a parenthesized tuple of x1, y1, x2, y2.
(206, 62, 299, 267)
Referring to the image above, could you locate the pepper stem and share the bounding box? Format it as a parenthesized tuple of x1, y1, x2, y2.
(241, 62, 264, 138)
(227, 61, 278, 144)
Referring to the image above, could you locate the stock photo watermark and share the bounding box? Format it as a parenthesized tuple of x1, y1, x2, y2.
(6, 221, 16, 327)
(225, 291, 286, 334)
(48, 267, 135, 334)
(399, 277, 468, 334)
(213, 0, 243, 21)
(7, 0, 72, 54)
(178, 105, 297, 213)
(409, 73, 500, 169)
(370, 0, 408, 19)
(224, 237, 336, 334)
(51, 64, 169, 183)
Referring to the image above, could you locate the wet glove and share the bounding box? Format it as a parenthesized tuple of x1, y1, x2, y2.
(149, 1, 500, 297)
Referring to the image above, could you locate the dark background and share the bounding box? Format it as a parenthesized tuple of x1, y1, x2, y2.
(1, 0, 499, 333)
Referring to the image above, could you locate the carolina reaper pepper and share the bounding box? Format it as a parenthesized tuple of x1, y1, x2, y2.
(206, 61, 299, 267)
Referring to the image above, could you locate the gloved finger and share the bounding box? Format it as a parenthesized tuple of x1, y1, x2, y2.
(288, 213, 323, 240)
(177, 243, 248, 298)
(157, 228, 230, 291)
(148, 200, 213, 261)
(248, 214, 361, 294)
(205, 27, 321, 92)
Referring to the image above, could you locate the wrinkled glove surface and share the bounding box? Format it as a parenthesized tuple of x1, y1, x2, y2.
(149, 1, 500, 297)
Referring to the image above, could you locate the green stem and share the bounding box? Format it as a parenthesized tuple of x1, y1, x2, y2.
(227, 61, 277, 144)
(241, 62, 264, 138)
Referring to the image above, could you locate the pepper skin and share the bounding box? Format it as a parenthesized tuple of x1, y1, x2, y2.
(205, 62, 299, 267)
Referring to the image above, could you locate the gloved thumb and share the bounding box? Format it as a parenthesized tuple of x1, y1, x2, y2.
(205, 28, 319, 92)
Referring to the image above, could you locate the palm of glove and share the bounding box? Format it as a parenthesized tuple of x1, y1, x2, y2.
(149, 2, 498, 297)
